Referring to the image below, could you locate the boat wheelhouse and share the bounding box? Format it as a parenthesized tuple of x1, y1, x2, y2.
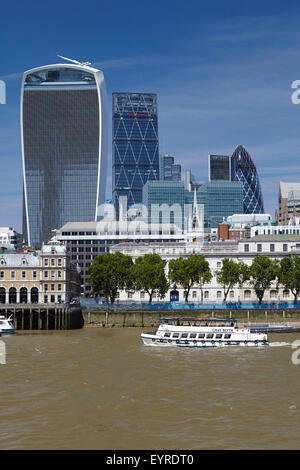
(0, 316, 15, 334)
(141, 317, 268, 348)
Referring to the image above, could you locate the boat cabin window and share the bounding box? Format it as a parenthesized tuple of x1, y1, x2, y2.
(224, 334, 231, 339)
(198, 334, 205, 339)
(216, 334, 223, 339)
(164, 333, 171, 338)
(172, 333, 179, 338)
(189, 333, 197, 339)
(181, 333, 188, 339)
(206, 334, 214, 339)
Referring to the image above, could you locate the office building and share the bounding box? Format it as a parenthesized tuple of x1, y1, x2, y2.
(112, 92, 159, 218)
(276, 182, 300, 225)
(0, 227, 23, 250)
(21, 61, 108, 248)
(208, 154, 231, 181)
(161, 154, 182, 181)
(231, 145, 264, 214)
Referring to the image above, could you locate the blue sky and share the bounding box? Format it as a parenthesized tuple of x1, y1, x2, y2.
(1, 0, 300, 232)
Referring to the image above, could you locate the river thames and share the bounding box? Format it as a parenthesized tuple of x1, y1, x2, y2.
(0, 327, 300, 450)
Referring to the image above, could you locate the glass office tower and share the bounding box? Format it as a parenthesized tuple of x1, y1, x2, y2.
(161, 154, 182, 181)
(21, 63, 108, 247)
(208, 154, 231, 181)
(112, 92, 159, 217)
(231, 145, 264, 214)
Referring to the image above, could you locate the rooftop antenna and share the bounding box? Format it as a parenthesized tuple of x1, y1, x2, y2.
(57, 55, 91, 66)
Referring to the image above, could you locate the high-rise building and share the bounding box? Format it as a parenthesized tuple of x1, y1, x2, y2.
(112, 92, 159, 218)
(208, 154, 231, 181)
(276, 182, 300, 225)
(231, 145, 264, 214)
(21, 61, 108, 247)
(161, 154, 182, 181)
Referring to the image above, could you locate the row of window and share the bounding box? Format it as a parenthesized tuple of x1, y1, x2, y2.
(126, 289, 290, 300)
(244, 243, 288, 253)
(163, 332, 232, 340)
(44, 258, 63, 267)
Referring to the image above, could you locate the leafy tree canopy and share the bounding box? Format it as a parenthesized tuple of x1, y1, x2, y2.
(132, 253, 169, 302)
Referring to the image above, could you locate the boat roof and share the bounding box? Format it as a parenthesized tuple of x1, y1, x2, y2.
(159, 317, 236, 322)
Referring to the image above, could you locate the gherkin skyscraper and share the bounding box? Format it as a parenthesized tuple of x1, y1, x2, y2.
(231, 145, 264, 214)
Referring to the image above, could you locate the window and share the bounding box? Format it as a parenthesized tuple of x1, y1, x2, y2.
(217, 290, 222, 299)
(206, 334, 214, 339)
(0, 271, 4, 279)
(198, 334, 205, 339)
(172, 333, 179, 338)
(58, 271, 62, 279)
(189, 333, 197, 339)
(44, 295, 48, 303)
(44, 259, 48, 266)
(22, 271, 26, 279)
(58, 284, 62, 291)
(58, 258, 62, 266)
(283, 244, 288, 252)
(128, 291, 133, 299)
(11, 271, 15, 280)
(51, 284, 55, 291)
(283, 290, 289, 299)
(229, 290, 234, 298)
(44, 271, 48, 279)
(244, 290, 251, 299)
(140, 291, 145, 299)
(44, 284, 48, 292)
(224, 334, 231, 339)
(181, 333, 188, 338)
(204, 291, 209, 299)
(244, 244, 249, 252)
(270, 290, 277, 299)
(51, 259, 55, 266)
(164, 332, 170, 338)
(257, 244, 262, 253)
(192, 291, 197, 299)
(50, 295, 55, 303)
(216, 334, 223, 339)
(270, 244, 275, 252)
(33, 271, 37, 280)
(51, 271, 55, 280)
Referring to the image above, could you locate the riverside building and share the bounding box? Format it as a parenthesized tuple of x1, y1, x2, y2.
(0, 241, 80, 305)
(109, 234, 300, 304)
(21, 60, 108, 248)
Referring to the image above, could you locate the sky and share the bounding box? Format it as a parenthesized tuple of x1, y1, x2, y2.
(1, 0, 300, 232)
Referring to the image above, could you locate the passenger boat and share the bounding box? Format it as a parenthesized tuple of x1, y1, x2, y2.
(0, 315, 15, 334)
(141, 317, 268, 348)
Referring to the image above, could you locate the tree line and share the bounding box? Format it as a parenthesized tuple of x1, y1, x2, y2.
(87, 252, 300, 304)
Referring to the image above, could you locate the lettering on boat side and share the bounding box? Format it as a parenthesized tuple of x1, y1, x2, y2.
(0, 340, 6, 365)
(106, 454, 194, 466)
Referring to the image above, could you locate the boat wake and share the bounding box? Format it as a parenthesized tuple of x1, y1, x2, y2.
(269, 342, 291, 347)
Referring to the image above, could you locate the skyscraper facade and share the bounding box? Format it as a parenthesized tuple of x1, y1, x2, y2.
(21, 62, 108, 247)
(161, 154, 182, 181)
(231, 145, 264, 214)
(112, 92, 159, 217)
(208, 154, 231, 181)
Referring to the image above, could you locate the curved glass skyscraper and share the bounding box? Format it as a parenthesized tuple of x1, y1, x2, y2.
(231, 145, 264, 214)
(21, 62, 107, 247)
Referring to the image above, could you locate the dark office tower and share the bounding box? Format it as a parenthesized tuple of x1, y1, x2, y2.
(162, 154, 182, 181)
(21, 62, 108, 247)
(208, 155, 231, 181)
(112, 92, 159, 217)
(231, 145, 264, 214)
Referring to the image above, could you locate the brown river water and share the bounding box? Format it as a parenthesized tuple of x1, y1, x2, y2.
(0, 327, 300, 450)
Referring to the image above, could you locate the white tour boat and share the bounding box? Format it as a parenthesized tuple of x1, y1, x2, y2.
(0, 315, 15, 334)
(141, 317, 268, 348)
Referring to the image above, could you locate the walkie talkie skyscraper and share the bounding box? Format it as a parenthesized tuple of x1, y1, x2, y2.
(21, 59, 108, 247)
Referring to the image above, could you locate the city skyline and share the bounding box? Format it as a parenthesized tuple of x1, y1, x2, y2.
(2, 1, 300, 231)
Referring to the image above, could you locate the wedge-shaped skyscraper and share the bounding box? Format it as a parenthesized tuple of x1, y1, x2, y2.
(21, 62, 108, 247)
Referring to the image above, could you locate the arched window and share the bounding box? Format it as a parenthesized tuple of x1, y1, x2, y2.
(283, 290, 289, 299)
(30, 287, 39, 304)
(270, 290, 278, 299)
(20, 287, 28, 304)
(0, 287, 5, 304)
(9, 287, 17, 304)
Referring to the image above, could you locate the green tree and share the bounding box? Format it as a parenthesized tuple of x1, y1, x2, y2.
(87, 252, 134, 303)
(248, 255, 278, 304)
(216, 258, 249, 302)
(168, 254, 212, 302)
(132, 253, 169, 302)
(278, 256, 300, 302)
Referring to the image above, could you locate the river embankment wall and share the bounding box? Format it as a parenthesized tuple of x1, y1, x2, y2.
(82, 309, 300, 327)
